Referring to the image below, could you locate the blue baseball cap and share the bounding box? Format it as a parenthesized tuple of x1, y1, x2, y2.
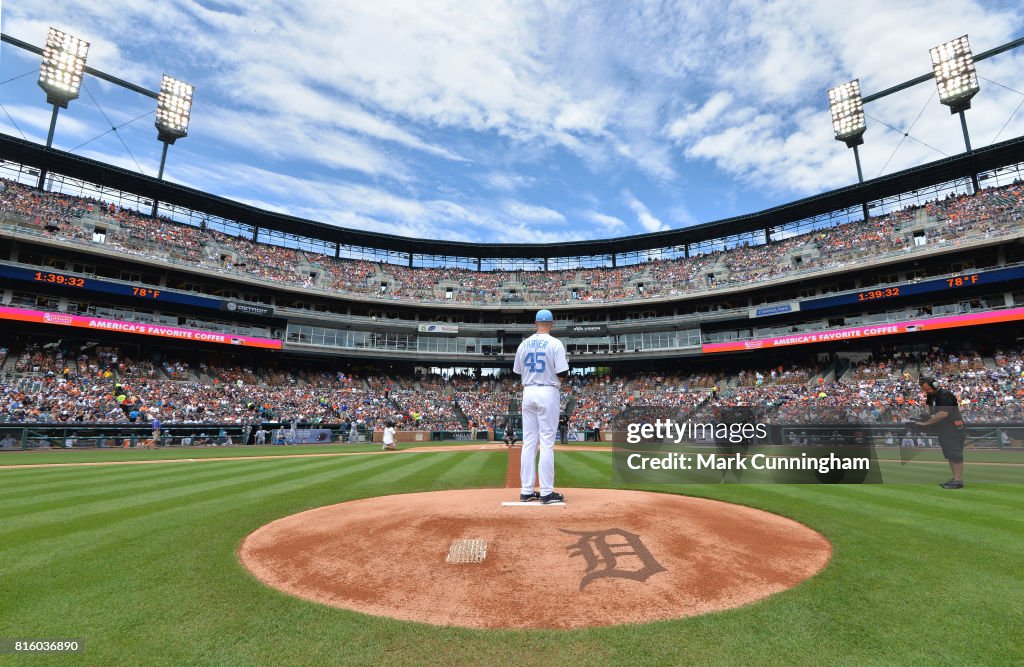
(535, 309, 553, 322)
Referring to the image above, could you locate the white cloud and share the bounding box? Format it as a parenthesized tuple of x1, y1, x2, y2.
(481, 172, 536, 191)
(504, 201, 565, 223)
(193, 105, 408, 181)
(667, 92, 735, 140)
(623, 191, 668, 232)
(584, 211, 627, 234)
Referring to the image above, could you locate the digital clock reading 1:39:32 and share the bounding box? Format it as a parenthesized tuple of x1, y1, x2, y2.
(33, 271, 85, 288)
(856, 287, 900, 301)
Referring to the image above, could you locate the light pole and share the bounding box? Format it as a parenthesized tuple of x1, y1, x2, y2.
(152, 74, 194, 217)
(930, 35, 981, 193)
(828, 79, 870, 221)
(36, 27, 89, 190)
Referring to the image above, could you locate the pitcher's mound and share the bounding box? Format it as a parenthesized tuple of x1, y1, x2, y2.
(239, 488, 831, 629)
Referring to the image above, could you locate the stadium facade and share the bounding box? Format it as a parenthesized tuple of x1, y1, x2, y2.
(1, 133, 1023, 447)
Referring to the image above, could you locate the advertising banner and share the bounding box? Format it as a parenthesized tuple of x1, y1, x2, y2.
(751, 303, 797, 318)
(275, 428, 334, 444)
(418, 323, 459, 334)
(703, 307, 1024, 354)
(221, 301, 275, 317)
(0, 305, 283, 349)
(568, 324, 609, 334)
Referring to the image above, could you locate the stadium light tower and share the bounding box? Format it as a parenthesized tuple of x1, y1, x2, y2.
(154, 75, 193, 178)
(930, 35, 981, 192)
(151, 75, 194, 216)
(36, 27, 90, 189)
(828, 79, 870, 220)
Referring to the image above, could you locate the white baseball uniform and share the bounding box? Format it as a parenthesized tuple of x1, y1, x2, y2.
(513, 332, 569, 496)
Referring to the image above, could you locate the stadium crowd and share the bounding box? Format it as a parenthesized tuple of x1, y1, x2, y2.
(2, 178, 1022, 306)
(1, 340, 1022, 450)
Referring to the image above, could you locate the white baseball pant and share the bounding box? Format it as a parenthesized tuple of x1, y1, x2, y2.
(521, 385, 559, 496)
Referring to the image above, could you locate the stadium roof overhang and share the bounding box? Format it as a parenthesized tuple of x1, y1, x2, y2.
(1, 132, 1023, 259)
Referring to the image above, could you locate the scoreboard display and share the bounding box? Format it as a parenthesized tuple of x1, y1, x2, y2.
(0, 264, 221, 309)
(801, 265, 1024, 311)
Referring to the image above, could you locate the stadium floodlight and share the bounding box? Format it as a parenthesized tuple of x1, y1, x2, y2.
(930, 35, 981, 192)
(151, 75, 195, 216)
(827, 79, 870, 219)
(37, 27, 90, 108)
(36, 27, 90, 190)
(930, 35, 980, 114)
(155, 75, 194, 145)
(828, 79, 866, 148)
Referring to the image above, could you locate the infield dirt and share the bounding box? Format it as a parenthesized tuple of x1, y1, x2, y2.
(238, 487, 832, 629)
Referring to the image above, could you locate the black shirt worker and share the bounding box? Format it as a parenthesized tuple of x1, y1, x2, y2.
(915, 377, 967, 489)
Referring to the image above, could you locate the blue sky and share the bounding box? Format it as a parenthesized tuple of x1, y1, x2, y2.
(1, 1, 1023, 244)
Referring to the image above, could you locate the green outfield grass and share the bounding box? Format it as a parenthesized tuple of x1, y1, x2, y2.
(1, 449, 1022, 666)
(4, 441, 1021, 467)
(0, 440, 486, 465)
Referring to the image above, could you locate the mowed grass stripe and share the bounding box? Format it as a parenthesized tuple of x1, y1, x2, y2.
(556, 451, 613, 486)
(566, 450, 613, 478)
(0, 466, 206, 502)
(0, 461, 222, 496)
(430, 450, 505, 489)
(0, 444, 381, 466)
(0, 453, 425, 581)
(739, 483, 1023, 555)
(359, 452, 483, 490)
(809, 485, 1024, 542)
(841, 483, 1024, 522)
(0, 449, 376, 494)
(868, 481, 1024, 511)
(0, 458, 334, 520)
(0, 448, 463, 516)
(877, 460, 1024, 484)
(0, 441, 489, 465)
(0, 456, 354, 535)
(0, 453, 426, 552)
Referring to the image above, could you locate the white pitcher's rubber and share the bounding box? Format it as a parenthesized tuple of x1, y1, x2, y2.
(500, 501, 566, 506)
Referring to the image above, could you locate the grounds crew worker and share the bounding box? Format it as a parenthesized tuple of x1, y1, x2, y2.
(915, 377, 967, 489)
(513, 309, 569, 504)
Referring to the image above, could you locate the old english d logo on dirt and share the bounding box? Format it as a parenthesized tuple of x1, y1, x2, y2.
(561, 528, 666, 591)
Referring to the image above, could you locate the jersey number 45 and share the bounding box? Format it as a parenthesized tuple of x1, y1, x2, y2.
(524, 351, 546, 372)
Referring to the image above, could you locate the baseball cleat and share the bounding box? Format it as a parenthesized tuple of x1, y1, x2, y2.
(520, 491, 540, 502)
(939, 479, 964, 489)
(539, 491, 565, 504)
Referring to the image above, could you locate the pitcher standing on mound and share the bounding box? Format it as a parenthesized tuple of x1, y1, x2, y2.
(513, 309, 569, 504)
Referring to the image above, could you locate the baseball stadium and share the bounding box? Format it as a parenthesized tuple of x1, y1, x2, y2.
(1, 6, 1023, 666)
